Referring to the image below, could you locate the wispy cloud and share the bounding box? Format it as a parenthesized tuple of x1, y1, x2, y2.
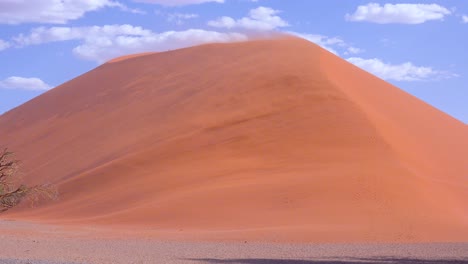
(208, 6, 288, 31)
(115, 3, 147, 15)
(347, 57, 457, 81)
(345, 46, 364, 55)
(292, 32, 362, 56)
(0, 39, 9, 51)
(346, 3, 451, 24)
(167, 13, 199, 25)
(291, 33, 343, 54)
(133, 0, 223, 6)
(0, 0, 127, 24)
(12, 25, 247, 63)
(462, 15, 468, 23)
(0, 76, 52, 91)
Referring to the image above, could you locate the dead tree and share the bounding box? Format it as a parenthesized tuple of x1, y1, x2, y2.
(0, 148, 57, 213)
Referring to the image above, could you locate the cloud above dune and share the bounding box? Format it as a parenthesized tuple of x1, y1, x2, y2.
(0, 76, 52, 91)
(462, 15, 468, 23)
(291, 32, 363, 56)
(346, 3, 451, 24)
(13, 25, 247, 63)
(208, 6, 288, 31)
(0, 0, 131, 24)
(347, 57, 456, 81)
(0, 39, 9, 51)
(133, 0, 223, 6)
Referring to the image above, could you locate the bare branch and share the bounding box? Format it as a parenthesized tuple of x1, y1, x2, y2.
(0, 148, 57, 213)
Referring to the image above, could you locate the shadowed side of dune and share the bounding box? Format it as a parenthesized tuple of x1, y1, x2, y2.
(0, 37, 467, 242)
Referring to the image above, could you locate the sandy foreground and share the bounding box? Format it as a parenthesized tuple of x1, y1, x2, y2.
(0, 220, 467, 264)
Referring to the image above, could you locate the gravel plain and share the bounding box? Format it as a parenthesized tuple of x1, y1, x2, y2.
(1, 235, 467, 264)
(1, 220, 467, 264)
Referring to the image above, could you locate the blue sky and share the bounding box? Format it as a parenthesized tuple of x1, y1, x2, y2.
(0, 0, 467, 123)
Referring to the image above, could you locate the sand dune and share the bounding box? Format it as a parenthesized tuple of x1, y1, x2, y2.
(0, 37, 466, 242)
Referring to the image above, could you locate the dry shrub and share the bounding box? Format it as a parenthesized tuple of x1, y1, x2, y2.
(0, 148, 57, 213)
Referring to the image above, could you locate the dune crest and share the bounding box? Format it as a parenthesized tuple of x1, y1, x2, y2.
(1, 37, 467, 242)
(106, 52, 158, 64)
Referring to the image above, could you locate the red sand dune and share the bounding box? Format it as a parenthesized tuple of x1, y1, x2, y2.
(0, 37, 467, 242)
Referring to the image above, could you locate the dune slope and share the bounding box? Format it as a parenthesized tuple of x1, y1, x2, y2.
(0, 37, 467, 242)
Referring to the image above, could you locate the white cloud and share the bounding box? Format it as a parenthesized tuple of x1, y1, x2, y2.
(347, 57, 455, 81)
(462, 15, 468, 23)
(0, 0, 127, 24)
(208, 6, 288, 31)
(14, 25, 153, 46)
(167, 13, 199, 25)
(291, 33, 343, 54)
(133, 0, 223, 6)
(209, 17, 236, 29)
(114, 3, 147, 14)
(0, 39, 10, 51)
(0, 77, 52, 91)
(291, 32, 364, 57)
(346, 3, 451, 24)
(346, 46, 364, 55)
(13, 25, 247, 63)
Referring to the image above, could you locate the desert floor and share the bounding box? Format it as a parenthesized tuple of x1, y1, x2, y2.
(0, 220, 467, 264)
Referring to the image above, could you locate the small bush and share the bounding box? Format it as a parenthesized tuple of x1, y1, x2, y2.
(0, 148, 57, 213)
